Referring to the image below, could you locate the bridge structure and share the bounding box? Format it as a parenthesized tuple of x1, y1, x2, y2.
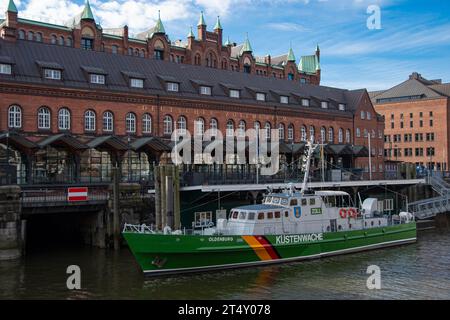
(409, 173, 450, 220)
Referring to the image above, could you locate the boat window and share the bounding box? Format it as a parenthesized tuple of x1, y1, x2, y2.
(310, 198, 316, 206)
(285, 211, 289, 218)
(232, 211, 238, 219)
(275, 212, 281, 219)
(258, 212, 265, 220)
(265, 196, 272, 203)
(238, 212, 246, 220)
(371, 221, 374, 226)
(290, 199, 298, 206)
(248, 212, 255, 220)
(338, 225, 342, 230)
(301, 199, 307, 206)
(324, 196, 336, 207)
(272, 197, 280, 204)
(267, 212, 274, 219)
(281, 198, 288, 205)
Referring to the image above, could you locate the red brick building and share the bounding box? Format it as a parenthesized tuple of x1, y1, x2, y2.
(371, 72, 450, 171)
(0, 0, 385, 184)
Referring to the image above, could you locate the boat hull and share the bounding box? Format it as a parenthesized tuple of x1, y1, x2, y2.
(123, 222, 417, 276)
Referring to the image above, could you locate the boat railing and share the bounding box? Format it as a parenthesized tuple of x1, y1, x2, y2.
(122, 223, 156, 234)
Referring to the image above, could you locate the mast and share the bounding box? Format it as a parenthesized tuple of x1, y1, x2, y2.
(301, 140, 318, 195)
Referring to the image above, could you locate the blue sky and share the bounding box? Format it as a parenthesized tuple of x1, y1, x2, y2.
(2, 0, 450, 91)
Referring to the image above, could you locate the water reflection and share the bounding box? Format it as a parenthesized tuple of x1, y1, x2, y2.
(1, 230, 449, 300)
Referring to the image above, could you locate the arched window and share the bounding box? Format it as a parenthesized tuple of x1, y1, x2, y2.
(301, 126, 307, 142)
(66, 37, 73, 47)
(177, 116, 187, 135)
(195, 54, 201, 65)
(356, 128, 361, 138)
(328, 127, 334, 143)
(288, 124, 294, 141)
(264, 122, 271, 140)
(320, 127, 326, 143)
(338, 128, 344, 144)
(278, 123, 285, 140)
(126, 113, 136, 133)
(51, 35, 57, 44)
(346, 129, 351, 143)
(142, 113, 152, 134)
(111, 45, 118, 54)
(128, 47, 133, 56)
(254, 121, 261, 131)
(195, 117, 205, 136)
(84, 110, 96, 131)
(8, 105, 22, 128)
(35, 32, 42, 42)
(58, 108, 71, 130)
(27, 31, 34, 41)
(18, 30, 25, 40)
(58, 36, 64, 46)
(163, 115, 173, 135)
(238, 120, 246, 137)
(210, 118, 218, 136)
(37, 107, 51, 129)
(309, 126, 315, 142)
(103, 111, 114, 132)
(226, 120, 234, 137)
(140, 49, 145, 58)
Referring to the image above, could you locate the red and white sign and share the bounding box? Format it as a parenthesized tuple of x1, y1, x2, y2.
(68, 187, 88, 202)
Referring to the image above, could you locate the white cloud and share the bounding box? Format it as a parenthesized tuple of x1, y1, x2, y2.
(265, 22, 309, 32)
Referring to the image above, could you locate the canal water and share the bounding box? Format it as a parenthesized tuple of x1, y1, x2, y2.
(1, 229, 450, 300)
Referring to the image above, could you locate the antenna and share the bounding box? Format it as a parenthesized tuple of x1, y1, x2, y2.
(300, 139, 318, 195)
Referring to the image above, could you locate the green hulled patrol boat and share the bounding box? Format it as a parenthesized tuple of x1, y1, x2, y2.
(123, 143, 417, 276)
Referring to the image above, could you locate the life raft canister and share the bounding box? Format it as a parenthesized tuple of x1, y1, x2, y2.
(339, 208, 347, 219)
(348, 208, 357, 219)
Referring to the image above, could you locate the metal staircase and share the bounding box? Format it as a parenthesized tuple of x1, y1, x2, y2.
(409, 174, 450, 220)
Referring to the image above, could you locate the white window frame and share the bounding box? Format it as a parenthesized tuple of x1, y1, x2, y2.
(288, 125, 294, 141)
(210, 118, 218, 136)
(200, 86, 212, 96)
(321, 101, 328, 109)
(177, 116, 187, 135)
(301, 99, 310, 107)
(301, 126, 307, 141)
(163, 115, 173, 135)
(130, 78, 144, 88)
(142, 113, 152, 134)
(226, 120, 234, 137)
(8, 105, 22, 128)
(58, 108, 70, 130)
(256, 92, 266, 102)
(103, 111, 114, 132)
(38, 107, 51, 129)
(90, 74, 105, 84)
(280, 96, 289, 104)
(44, 68, 61, 80)
(361, 111, 366, 120)
(84, 110, 96, 131)
(229, 89, 240, 98)
(167, 82, 179, 92)
(0, 64, 12, 75)
(126, 113, 136, 133)
(339, 103, 346, 111)
(195, 118, 205, 136)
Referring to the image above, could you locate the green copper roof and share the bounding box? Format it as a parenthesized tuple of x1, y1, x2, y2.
(224, 36, 231, 46)
(81, 0, 95, 21)
(214, 16, 222, 30)
(187, 26, 195, 38)
(299, 55, 320, 74)
(198, 11, 206, 26)
(7, 0, 18, 13)
(287, 46, 296, 62)
(154, 10, 165, 34)
(240, 34, 252, 54)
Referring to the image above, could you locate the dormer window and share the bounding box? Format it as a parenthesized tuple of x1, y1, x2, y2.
(0, 64, 12, 75)
(321, 101, 329, 109)
(44, 69, 61, 80)
(130, 78, 144, 88)
(301, 99, 310, 107)
(229, 89, 240, 98)
(167, 82, 179, 92)
(280, 96, 289, 104)
(81, 38, 94, 50)
(339, 103, 346, 111)
(256, 93, 266, 101)
(90, 74, 105, 84)
(200, 86, 212, 95)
